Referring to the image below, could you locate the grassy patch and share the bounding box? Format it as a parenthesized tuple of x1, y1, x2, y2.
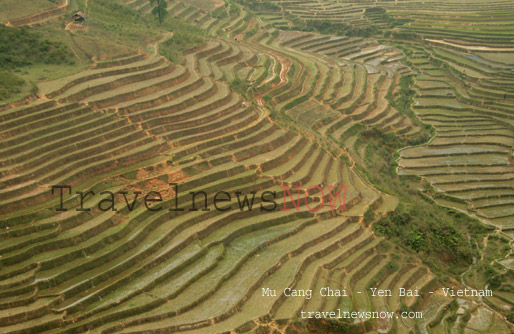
(228, 77, 249, 97)
(0, 25, 74, 69)
(364, 7, 413, 28)
(235, 0, 280, 12)
(0, 71, 26, 100)
(159, 19, 205, 64)
(0, 0, 56, 22)
(187, 0, 224, 11)
(291, 19, 380, 38)
(356, 125, 488, 277)
(0, 24, 75, 101)
(0, 0, 207, 101)
(211, 4, 228, 19)
(78, 0, 162, 57)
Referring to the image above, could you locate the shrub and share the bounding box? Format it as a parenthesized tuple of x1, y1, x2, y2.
(229, 77, 249, 96)
(235, 0, 279, 12)
(159, 20, 205, 64)
(301, 20, 380, 38)
(0, 71, 25, 100)
(0, 25, 74, 69)
(387, 260, 399, 271)
(211, 5, 227, 19)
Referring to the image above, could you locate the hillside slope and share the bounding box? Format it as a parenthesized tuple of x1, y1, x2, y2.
(0, 1, 513, 333)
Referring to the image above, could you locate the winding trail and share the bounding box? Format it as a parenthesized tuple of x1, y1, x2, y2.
(425, 38, 514, 52)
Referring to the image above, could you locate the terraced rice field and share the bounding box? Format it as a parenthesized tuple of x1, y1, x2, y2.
(396, 40, 514, 231)
(2, 0, 71, 26)
(0, 0, 513, 333)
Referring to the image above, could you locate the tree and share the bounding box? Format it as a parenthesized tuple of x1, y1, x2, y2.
(150, 0, 168, 24)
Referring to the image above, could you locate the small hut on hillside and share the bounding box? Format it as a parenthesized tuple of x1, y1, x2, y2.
(71, 11, 87, 23)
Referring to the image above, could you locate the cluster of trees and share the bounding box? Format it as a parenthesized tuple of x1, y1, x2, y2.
(145, 1, 206, 63)
(228, 77, 250, 97)
(0, 25, 73, 69)
(211, 5, 227, 19)
(352, 78, 477, 272)
(150, 0, 168, 24)
(211, 2, 240, 19)
(364, 7, 413, 28)
(0, 25, 73, 101)
(345, 75, 483, 275)
(388, 75, 433, 146)
(374, 204, 476, 268)
(289, 19, 379, 38)
(234, 0, 280, 12)
(0, 71, 25, 100)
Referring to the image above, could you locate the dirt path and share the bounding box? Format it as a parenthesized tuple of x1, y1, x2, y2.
(212, 0, 225, 8)
(425, 38, 514, 52)
(259, 56, 277, 86)
(234, 19, 255, 42)
(276, 53, 291, 86)
(256, 49, 291, 88)
(151, 32, 174, 55)
(262, 53, 292, 97)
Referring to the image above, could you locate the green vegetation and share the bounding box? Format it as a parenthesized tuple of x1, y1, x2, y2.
(229, 77, 250, 97)
(464, 234, 512, 299)
(374, 200, 484, 273)
(159, 19, 205, 64)
(0, 25, 73, 69)
(344, 74, 486, 275)
(68, 0, 204, 64)
(235, 0, 280, 12)
(291, 19, 379, 38)
(389, 75, 433, 143)
(277, 6, 411, 37)
(150, 0, 168, 24)
(77, 0, 184, 57)
(0, 0, 55, 22)
(211, 4, 228, 19)
(0, 24, 73, 100)
(228, 2, 240, 16)
(364, 7, 413, 28)
(354, 125, 487, 275)
(0, 71, 25, 99)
